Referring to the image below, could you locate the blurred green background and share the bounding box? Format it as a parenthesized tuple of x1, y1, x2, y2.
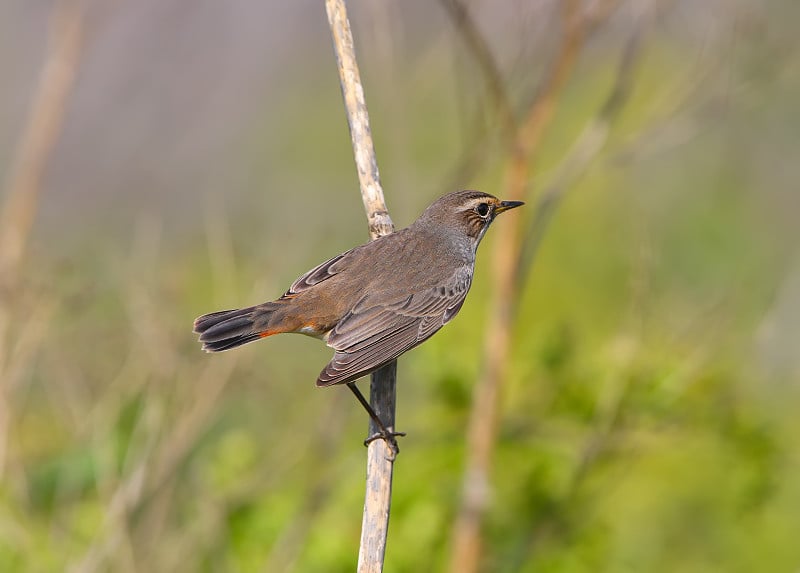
(1, 1, 798, 571)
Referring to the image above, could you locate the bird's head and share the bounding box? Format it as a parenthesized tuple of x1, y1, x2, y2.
(417, 190, 524, 246)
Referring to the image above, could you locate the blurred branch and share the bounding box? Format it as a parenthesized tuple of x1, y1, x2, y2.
(518, 19, 644, 285)
(0, 0, 85, 275)
(263, 394, 347, 573)
(439, 0, 624, 191)
(512, 354, 635, 569)
(516, 291, 719, 568)
(514, 0, 585, 167)
(438, 0, 517, 145)
(586, 0, 624, 29)
(71, 223, 240, 573)
(448, 2, 595, 572)
(0, 0, 85, 479)
(325, 1, 397, 572)
(70, 356, 239, 573)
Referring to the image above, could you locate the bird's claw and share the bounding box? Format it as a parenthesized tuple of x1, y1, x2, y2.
(364, 430, 407, 460)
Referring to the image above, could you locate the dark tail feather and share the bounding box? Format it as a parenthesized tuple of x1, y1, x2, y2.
(193, 304, 279, 352)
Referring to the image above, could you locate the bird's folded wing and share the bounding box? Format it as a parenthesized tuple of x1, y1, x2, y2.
(282, 249, 355, 297)
(316, 266, 472, 386)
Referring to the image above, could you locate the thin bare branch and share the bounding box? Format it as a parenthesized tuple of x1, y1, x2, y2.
(325, 1, 397, 571)
(326, 0, 393, 240)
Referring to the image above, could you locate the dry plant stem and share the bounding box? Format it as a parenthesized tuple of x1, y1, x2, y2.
(326, 0, 394, 240)
(448, 2, 586, 572)
(325, 0, 397, 571)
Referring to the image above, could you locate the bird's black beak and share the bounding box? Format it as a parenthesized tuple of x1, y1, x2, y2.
(495, 200, 524, 214)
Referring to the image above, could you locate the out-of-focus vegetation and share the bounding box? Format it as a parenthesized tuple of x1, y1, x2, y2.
(0, 1, 798, 571)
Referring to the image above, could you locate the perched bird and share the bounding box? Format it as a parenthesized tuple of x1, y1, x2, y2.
(193, 190, 522, 448)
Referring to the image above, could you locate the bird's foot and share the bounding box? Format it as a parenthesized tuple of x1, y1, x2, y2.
(364, 430, 407, 460)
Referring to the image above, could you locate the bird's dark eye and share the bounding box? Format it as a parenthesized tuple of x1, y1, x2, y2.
(475, 203, 490, 217)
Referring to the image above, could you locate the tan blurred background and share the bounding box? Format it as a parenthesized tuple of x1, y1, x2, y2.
(0, 1, 798, 571)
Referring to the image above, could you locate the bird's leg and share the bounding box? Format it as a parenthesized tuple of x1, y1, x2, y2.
(346, 382, 406, 457)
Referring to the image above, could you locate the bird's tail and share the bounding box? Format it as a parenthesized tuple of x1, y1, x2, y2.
(193, 303, 283, 352)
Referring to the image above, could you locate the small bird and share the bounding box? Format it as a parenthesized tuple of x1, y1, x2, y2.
(193, 190, 522, 449)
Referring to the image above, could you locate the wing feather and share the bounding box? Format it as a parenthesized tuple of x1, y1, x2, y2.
(317, 266, 472, 386)
(283, 249, 355, 297)
(318, 320, 421, 386)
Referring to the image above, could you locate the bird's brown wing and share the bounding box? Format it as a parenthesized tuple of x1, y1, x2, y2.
(316, 266, 472, 386)
(282, 249, 355, 297)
